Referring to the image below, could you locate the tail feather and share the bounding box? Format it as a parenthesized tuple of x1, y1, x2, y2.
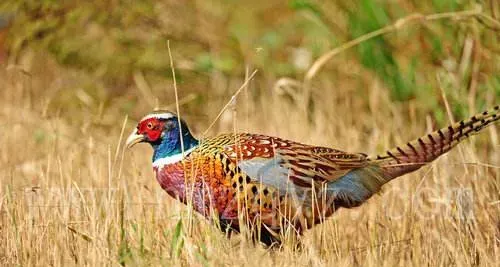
(369, 105, 499, 179)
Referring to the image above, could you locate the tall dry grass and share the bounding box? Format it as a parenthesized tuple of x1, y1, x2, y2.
(0, 48, 498, 266)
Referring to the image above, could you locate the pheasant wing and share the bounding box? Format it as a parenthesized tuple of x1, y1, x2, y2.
(220, 134, 369, 189)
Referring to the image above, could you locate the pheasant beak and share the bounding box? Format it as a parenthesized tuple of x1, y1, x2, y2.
(126, 130, 145, 148)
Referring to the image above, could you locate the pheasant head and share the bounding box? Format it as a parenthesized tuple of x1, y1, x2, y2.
(126, 111, 199, 162)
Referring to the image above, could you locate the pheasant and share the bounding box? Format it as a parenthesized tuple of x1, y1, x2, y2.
(126, 106, 499, 246)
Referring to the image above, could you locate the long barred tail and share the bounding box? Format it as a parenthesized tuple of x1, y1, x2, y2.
(370, 105, 499, 180)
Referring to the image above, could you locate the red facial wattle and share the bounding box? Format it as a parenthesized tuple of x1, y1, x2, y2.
(137, 118, 164, 142)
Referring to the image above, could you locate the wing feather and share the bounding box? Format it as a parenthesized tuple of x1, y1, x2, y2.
(209, 134, 369, 189)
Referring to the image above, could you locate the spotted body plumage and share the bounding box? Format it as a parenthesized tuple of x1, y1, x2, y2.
(127, 106, 499, 246)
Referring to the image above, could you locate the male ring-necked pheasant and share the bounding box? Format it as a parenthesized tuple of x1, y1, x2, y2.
(126, 106, 499, 246)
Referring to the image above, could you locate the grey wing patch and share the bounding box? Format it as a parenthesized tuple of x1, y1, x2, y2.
(326, 166, 387, 208)
(237, 156, 296, 194)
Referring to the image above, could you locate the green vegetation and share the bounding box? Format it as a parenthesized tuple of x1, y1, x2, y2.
(2, 0, 499, 119)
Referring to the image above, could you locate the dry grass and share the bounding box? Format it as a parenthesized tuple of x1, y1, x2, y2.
(1, 2, 500, 265)
(0, 50, 499, 266)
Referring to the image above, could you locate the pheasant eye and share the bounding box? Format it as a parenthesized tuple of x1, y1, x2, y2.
(147, 122, 154, 129)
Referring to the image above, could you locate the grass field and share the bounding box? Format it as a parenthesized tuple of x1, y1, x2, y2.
(1, 0, 499, 266)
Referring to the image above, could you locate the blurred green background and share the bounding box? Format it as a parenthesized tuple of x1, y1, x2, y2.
(0, 0, 499, 124)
